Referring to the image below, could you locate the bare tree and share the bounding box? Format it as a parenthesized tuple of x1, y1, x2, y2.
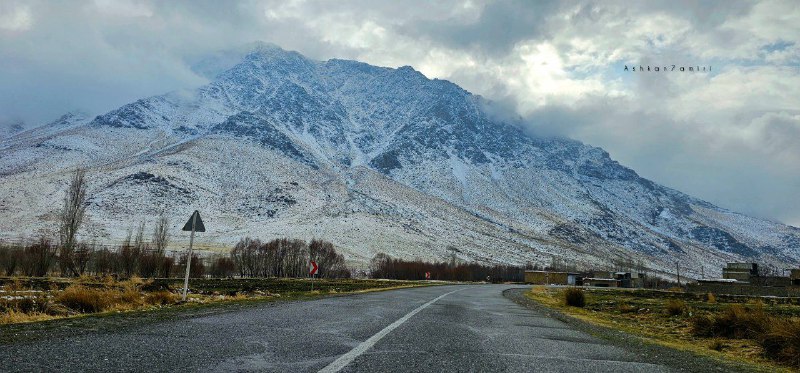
(58, 168, 88, 276)
(134, 221, 145, 250)
(149, 214, 170, 277)
(152, 214, 169, 254)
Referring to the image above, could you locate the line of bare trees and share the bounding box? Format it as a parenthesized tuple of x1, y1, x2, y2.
(0, 217, 199, 279)
(369, 253, 525, 282)
(0, 167, 195, 278)
(230, 237, 350, 278)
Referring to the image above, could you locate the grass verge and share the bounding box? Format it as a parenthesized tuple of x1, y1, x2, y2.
(525, 286, 800, 372)
(1, 276, 436, 327)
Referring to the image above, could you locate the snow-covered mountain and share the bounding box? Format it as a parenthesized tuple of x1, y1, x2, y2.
(1, 43, 798, 278)
(0, 120, 25, 141)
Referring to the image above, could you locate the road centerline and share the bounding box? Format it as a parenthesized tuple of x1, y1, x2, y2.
(318, 287, 464, 373)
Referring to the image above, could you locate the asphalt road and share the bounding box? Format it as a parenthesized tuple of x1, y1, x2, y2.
(2, 285, 670, 372)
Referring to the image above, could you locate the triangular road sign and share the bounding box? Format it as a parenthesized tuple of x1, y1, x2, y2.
(182, 210, 206, 232)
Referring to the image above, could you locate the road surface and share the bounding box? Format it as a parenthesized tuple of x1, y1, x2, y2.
(2, 285, 670, 372)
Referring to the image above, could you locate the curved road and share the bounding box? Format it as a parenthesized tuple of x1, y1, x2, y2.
(2, 285, 669, 372)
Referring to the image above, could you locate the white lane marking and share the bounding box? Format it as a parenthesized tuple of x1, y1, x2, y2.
(318, 287, 464, 373)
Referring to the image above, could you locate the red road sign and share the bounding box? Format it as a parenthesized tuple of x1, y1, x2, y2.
(425, 272, 431, 280)
(309, 261, 318, 276)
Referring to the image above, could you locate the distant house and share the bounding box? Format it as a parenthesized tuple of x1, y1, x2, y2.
(612, 272, 646, 288)
(689, 264, 800, 297)
(722, 263, 758, 282)
(583, 277, 618, 287)
(524, 270, 581, 285)
(588, 272, 645, 288)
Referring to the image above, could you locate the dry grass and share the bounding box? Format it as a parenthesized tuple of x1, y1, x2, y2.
(56, 286, 113, 313)
(709, 339, 727, 351)
(144, 290, 176, 305)
(760, 318, 800, 368)
(527, 287, 798, 372)
(691, 304, 770, 339)
(692, 303, 800, 368)
(2, 277, 433, 325)
(0, 309, 55, 324)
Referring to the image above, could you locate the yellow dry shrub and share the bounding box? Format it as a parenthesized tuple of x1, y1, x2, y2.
(144, 291, 176, 305)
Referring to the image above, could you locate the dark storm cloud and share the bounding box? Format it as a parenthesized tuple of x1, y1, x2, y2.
(398, 0, 564, 57)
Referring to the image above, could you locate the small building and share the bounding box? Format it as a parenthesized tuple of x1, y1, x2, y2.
(612, 272, 647, 288)
(722, 263, 758, 282)
(583, 277, 618, 288)
(524, 270, 581, 285)
(751, 276, 792, 287)
(697, 278, 740, 285)
(791, 269, 800, 286)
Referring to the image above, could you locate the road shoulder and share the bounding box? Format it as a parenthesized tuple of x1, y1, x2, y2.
(0, 282, 438, 345)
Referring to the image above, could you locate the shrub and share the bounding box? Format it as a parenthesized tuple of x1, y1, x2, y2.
(144, 290, 176, 305)
(760, 318, 800, 368)
(707, 292, 716, 304)
(691, 314, 715, 337)
(56, 285, 111, 313)
(21, 238, 57, 277)
(209, 257, 236, 278)
(564, 288, 585, 307)
(0, 245, 22, 275)
(691, 304, 770, 339)
(138, 250, 164, 278)
(665, 299, 687, 316)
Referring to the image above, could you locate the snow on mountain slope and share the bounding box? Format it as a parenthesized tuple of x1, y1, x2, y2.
(0, 43, 797, 277)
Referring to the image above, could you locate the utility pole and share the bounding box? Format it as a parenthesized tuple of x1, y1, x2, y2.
(676, 261, 681, 287)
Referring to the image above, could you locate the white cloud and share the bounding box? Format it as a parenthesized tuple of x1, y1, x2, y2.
(0, 3, 32, 31)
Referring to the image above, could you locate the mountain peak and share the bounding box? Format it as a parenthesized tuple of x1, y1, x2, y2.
(31, 45, 798, 273)
(189, 41, 305, 79)
(242, 43, 307, 63)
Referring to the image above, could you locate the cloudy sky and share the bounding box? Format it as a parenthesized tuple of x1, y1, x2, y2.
(1, 0, 799, 226)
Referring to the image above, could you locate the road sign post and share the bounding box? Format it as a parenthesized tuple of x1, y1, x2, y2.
(309, 260, 318, 291)
(181, 210, 205, 301)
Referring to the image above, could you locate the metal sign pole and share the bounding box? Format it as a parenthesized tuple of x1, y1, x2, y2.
(182, 213, 196, 301)
(309, 260, 318, 291)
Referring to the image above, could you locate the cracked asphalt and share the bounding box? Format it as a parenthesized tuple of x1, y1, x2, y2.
(1, 285, 682, 372)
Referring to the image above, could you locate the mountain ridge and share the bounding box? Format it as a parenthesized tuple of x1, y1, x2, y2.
(1, 44, 797, 278)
